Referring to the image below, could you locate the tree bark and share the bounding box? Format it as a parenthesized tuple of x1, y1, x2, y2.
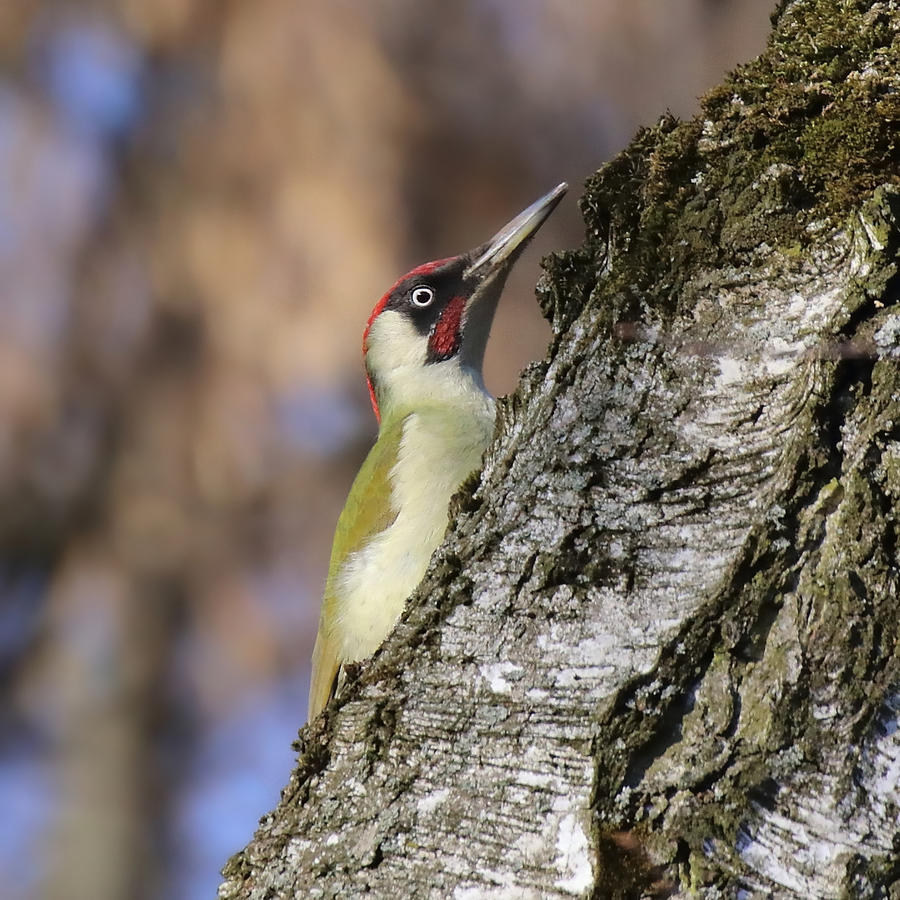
(219, 1, 900, 896)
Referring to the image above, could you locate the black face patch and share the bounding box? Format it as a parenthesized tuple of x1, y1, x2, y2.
(379, 257, 476, 362)
(385, 260, 466, 330)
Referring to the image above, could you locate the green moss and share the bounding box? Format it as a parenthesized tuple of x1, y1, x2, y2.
(798, 96, 900, 209)
(549, 0, 900, 333)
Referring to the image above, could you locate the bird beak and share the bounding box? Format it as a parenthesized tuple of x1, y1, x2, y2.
(457, 182, 568, 376)
(464, 182, 568, 280)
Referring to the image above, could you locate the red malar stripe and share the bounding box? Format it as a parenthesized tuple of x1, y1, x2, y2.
(428, 295, 466, 360)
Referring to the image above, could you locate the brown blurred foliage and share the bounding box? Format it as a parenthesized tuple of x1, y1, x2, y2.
(0, 1, 770, 898)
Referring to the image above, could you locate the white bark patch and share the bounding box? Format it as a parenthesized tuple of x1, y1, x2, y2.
(416, 787, 450, 816)
(515, 768, 552, 789)
(715, 355, 744, 387)
(553, 813, 593, 895)
(479, 661, 521, 694)
(453, 885, 542, 900)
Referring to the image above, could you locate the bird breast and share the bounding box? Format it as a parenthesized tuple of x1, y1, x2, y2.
(333, 397, 495, 662)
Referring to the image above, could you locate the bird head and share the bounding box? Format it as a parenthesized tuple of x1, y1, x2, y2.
(362, 182, 568, 423)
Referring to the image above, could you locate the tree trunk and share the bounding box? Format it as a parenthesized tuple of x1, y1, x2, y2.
(219, 1, 900, 896)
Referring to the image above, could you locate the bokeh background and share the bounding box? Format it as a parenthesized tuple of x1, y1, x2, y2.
(0, 2, 772, 898)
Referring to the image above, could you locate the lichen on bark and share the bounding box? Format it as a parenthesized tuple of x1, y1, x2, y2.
(219, 1, 900, 897)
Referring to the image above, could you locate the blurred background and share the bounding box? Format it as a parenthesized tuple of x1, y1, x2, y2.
(0, 1, 771, 898)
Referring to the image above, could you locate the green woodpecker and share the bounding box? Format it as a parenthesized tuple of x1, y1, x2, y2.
(308, 182, 568, 720)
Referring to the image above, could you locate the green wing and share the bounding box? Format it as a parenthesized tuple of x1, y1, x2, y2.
(308, 415, 405, 719)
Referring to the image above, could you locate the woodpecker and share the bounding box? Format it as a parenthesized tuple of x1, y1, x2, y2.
(308, 182, 568, 720)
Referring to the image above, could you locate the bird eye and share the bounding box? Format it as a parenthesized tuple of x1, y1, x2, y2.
(410, 286, 435, 307)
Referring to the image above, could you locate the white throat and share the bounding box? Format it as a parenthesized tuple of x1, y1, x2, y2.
(366, 310, 492, 421)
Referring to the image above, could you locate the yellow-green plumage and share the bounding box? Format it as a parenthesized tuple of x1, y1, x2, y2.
(309, 415, 404, 718)
(308, 392, 495, 719)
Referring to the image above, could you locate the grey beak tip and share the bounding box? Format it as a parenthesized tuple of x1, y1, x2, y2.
(465, 181, 569, 279)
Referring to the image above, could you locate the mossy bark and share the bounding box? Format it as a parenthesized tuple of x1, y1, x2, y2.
(219, 1, 900, 897)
